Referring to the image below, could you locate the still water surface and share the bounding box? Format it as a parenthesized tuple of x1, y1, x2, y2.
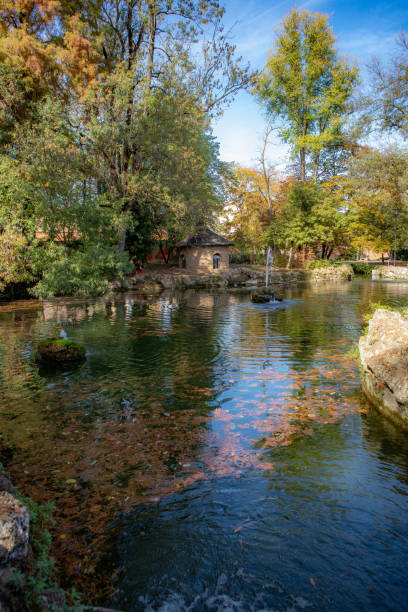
(1, 280, 408, 610)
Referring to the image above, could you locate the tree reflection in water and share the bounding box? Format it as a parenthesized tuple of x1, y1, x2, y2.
(1, 281, 408, 603)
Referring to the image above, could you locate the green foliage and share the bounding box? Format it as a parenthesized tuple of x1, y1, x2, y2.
(256, 9, 358, 180)
(31, 244, 132, 298)
(344, 344, 359, 360)
(0, 0, 247, 296)
(264, 179, 350, 261)
(351, 263, 372, 275)
(305, 259, 335, 269)
(347, 146, 408, 255)
(229, 251, 251, 265)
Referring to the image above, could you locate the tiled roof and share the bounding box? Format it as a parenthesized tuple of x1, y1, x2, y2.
(175, 228, 233, 248)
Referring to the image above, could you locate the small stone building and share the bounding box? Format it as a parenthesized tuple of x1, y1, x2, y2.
(175, 228, 233, 273)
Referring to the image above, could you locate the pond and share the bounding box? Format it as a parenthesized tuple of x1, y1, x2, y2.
(1, 279, 408, 610)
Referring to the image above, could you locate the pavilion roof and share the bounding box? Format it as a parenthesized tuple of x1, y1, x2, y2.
(175, 228, 233, 248)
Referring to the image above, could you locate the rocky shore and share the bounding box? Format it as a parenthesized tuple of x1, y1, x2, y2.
(308, 263, 353, 281)
(372, 266, 408, 281)
(0, 467, 83, 611)
(0, 472, 30, 611)
(359, 308, 408, 427)
(111, 264, 353, 294)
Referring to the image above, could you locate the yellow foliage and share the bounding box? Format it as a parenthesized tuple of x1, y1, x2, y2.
(224, 165, 280, 250)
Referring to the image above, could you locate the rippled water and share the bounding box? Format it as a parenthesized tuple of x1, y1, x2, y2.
(1, 279, 408, 610)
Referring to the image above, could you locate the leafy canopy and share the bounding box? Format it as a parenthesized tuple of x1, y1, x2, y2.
(256, 9, 358, 180)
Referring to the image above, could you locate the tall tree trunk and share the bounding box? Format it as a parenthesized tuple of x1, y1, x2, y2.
(313, 153, 320, 180)
(118, 228, 126, 253)
(259, 122, 275, 220)
(159, 243, 173, 264)
(145, 1, 157, 105)
(286, 247, 293, 269)
(299, 148, 306, 181)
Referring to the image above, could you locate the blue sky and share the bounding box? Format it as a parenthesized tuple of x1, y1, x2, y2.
(213, 0, 408, 167)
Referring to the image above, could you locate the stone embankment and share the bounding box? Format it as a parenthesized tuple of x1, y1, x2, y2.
(308, 264, 353, 281)
(372, 266, 408, 281)
(359, 308, 408, 427)
(114, 265, 308, 293)
(112, 264, 354, 294)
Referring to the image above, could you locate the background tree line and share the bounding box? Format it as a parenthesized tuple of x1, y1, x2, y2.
(1, 4, 408, 296)
(224, 9, 408, 268)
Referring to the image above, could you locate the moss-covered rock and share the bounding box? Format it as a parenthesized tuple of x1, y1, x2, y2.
(35, 338, 86, 364)
(251, 293, 270, 303)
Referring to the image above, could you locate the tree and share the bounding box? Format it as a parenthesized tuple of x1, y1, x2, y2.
(76, 0, 251, 252)
(347, 147, 408, 257)
(264, 180, 319, 266)
(223, 165, 279, 260)
(369, 32, 408, 138)
(264, 178, 351, 265)
(256, 9, 358, 180)
(0, 99, 131, 297)
(313, 177, 353, 259)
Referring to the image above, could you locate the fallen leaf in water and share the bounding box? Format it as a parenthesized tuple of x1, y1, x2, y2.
(310, 577, 317, 589)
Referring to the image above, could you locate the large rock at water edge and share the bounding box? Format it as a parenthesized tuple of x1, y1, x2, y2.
(0, 493, 29, 565)
(359, 309, 408, 426)
(36, 338, 86, 364)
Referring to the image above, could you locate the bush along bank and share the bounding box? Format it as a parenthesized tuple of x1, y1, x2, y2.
(359, 307, 408, 428)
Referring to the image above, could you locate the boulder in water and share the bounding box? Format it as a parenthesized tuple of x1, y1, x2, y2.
(251, 290, 281, 304)
(251, 293, 271, 303)
(35, 338, 86, 365)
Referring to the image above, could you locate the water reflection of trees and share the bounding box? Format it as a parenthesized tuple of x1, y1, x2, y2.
(2, 284, 408, 601)
(0, 291, 239, 600)
(259, 280, 408, 372)
(361, 406, 408, 487)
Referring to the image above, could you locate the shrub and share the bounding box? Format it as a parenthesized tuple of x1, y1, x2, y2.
(351, 263, 371, 275)
(305, 259, 335, 270)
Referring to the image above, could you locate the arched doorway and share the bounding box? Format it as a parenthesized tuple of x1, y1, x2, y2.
(213, 253, 221, 269)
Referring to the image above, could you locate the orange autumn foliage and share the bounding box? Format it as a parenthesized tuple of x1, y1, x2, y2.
(0, 0, 99, 97)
